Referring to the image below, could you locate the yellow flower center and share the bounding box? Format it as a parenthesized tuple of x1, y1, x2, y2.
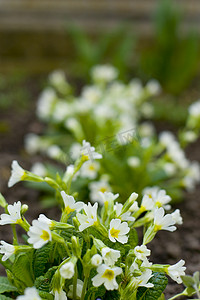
(102, 269, 115, 280)
(40, 230, 50, 241)
(154, 224, 162, 232)
(89, 164, 95, 171)
(110, 227, 120, 239)
(99, 187, 107, 193)
(64, 206, 74, 215)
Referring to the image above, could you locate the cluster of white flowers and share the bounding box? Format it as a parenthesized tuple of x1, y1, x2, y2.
(0, 183, 186, 298)
(159, 131, 200, 191)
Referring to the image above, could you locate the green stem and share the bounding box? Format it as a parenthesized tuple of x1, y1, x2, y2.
(11, 225, 18, 245)
(73, 265, 78, 299)
(80, 271, 89, 300)
(168, 292, 185, 300)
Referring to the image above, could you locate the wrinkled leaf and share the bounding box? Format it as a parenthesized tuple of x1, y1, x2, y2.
(0, 276, 17, 293)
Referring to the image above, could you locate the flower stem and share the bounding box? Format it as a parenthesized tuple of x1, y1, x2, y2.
(11, 225, 18, 245)
(80, 271, 89, 300)
(168, 292, 185, 300)
(73, 265, 78, 299)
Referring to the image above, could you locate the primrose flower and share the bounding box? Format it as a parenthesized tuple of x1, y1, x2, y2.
(134, 245, 151, 261)
(68, 279, 84, 299)
(8, 160, 26, 188)
(171, 209, 183, 225)
(0, 241, 16, 261)
(61, 191, 83, 215)
(92, 264, 122, 290)
(109, 219, 130, 244)
(98, 191, 119, 206)
(27, 220, 52, 249)
(77, 202, 98, 231)
(101, 247, 120, 266)
(60, 261, 75, 279)
(31, 162, 46, 177)
(80, 160, 100, 179)
(114, 203, 135, 221)
(134, 269, 154, 288)
(143, 187, 171, 210)
(91, 254, 102, 266)
(127, 156, 141, 168)
(38, 214, 54, 228)
(54, 289, 67, 300)
(0, 201, 22, 225)
(188, 99, 200, 118)
(166, 260, 186, 284)
(89, 180, 112, 203)
(140, 195, 154, 212)
(16, 287, 41, 300)
(81, 140, 102, 160)
(91, 65, 118, 83)
(154, 207, 176, 232)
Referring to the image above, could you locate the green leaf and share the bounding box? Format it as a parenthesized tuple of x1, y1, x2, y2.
(33, 243, 54, 278)
(0, 295, 14, 300)
(181, 275, 195, 288)
(136, 272, 168, 300)
(0, 276, 17, 293)
(104, 290, 120, 300)
(38, 290, 54, 300)
(85, 285, 106, 300)
(34, 266, 57, 293)
(128, 228, 138, 249)
(12, 252, 34, 287)
(0, 193, 7, 208)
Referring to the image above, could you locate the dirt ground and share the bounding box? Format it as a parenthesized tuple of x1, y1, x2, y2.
(0, 80, 199, 299)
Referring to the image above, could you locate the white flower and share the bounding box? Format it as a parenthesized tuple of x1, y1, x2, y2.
(171, 209, 183, 225)
(89, 180, 111, 203)
(92, 264, 122, 290)
(37, 87, 56, 120)
(143, 187, 171, 210)
(91, 254, 102, 266)
(0, 201, 22, 225)
(46, 145, 62, 159)
(61, 191, 83, 215)
(27, 220, 52, 249)
(80, 161, 100, 179)
(81, 140, 102, 160)
(109, 219, 130, 244)
(8, 160, 26, 188)
(98, 192, 119, 206)
(154, 207, 176, 232)
(146, 79, 161, 96)
(135, 269, 154, 288)
(114, 203, 135, 221)
(81, 85, 102, 104)
(38, 214, 54, 227)
(101, 247, 120, 266)
(140, 195, 154, 212)
(24, 133, 41, 155)
(31, 162, 46, 177)
(183, 161, 200, 191)
(167, 260, 186, 284)
(189, 100, 200, 117)
(54, 289, 68, 300)
(77, 202, 98, 231)
(163, 163, 176, 176)
(69, 142, 82, 161)
(91, 65, 118, 83)
(68, 279, 84, 299)
(134, 245, 151, 261)
(127, 156, 141, 168)
(16, 287, 41, 300)
(0, 241, 15, 261)
(159, 131, 176, 148)
(60, 261, 75, 279)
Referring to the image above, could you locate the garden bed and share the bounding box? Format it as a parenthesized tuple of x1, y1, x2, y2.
(0, 76, 199, 298)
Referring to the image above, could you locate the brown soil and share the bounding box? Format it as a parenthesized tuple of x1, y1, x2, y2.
(0, 80, 199, 299)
